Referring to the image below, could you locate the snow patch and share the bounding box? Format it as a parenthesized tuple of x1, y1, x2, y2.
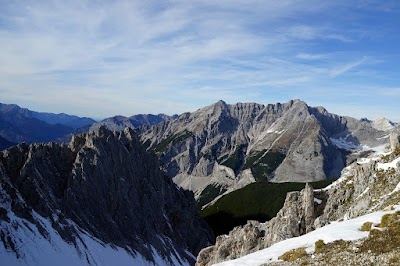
(357, 187, 370, 199)
(313, 197, 322, 204)
(266, 129, 285, 134)
(215, 206, 400, 266)
(388, 182, 400, 197)
(377, 157, 400, 171)
(376, 134, 390, 140)
(330, 137, 361, 151)
(0, 210, 190, 266)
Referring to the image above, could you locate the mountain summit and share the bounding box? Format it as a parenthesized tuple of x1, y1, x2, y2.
(0, 126, 212, 265)
(140, 100, 389, 204)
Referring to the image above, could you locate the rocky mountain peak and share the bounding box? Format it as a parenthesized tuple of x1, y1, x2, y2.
(371, 117, 395, 131)
(139, 99, 388, 206)
(0, 103, 32, 117)
(215, 99, 227, 107)
(0, 126, 213, 265)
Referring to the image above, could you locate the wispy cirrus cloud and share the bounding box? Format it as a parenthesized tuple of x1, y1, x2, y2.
(296, 53, 328, 60)
(0, 0, 399, 120)
(330, 57, 367, 78)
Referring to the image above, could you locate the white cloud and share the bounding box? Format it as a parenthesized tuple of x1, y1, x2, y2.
(296, 53, 327, 60)
(330, 57, 367, 77)
(0, 0, 398, 120)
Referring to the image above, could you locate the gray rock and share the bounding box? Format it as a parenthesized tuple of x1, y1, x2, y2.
(196, 130, 400, 265)
(140, 100, 387, 204)
(0, 126, 213, 265)
(390, 132, 400, 151)
(196, 183, 318, 266)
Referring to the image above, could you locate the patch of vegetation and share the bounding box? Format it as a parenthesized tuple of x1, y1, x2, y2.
(243, 150, 286, 181)
(360, 222, 373, 232)
(243, 150, 266, 169)
(360, 211, 400, 254)
(382, 192, 400, 210)
(314, 239, 353, 265)
(381, 211, 400, 227)
(278, 247, 307, 262)
(370, 167, 400, 201)
(153, 130, 193, 153)
(382, 146, 400, 163)
(314, 239, 326, 254)
(200, 180, 334, 236)
(219, 144, 246, 173)
(389, 254, 400, 265)
(142, 139, 151, 149)
(328, 240, 349, 252)
(197, 184, 227, 209)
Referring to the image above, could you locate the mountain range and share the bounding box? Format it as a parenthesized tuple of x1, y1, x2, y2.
(0, 103, 175, 148)
(0, 103, 95, 144)
(0, 135, 16, 151)
(1, 99, 399, 265)
(139, 100, 395, 206)
(89, 113, 178, 132)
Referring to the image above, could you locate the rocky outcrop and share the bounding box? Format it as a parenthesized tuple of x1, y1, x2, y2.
(316, 153, 400, 225)
(371, 117, 395, 131)
(0, 126, 213, 265)
(390, 132, 400, 151)
(196, 183, 320, 266)
(198, 146, 400, 265)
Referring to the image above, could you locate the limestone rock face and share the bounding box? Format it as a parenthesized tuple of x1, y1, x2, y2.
(0, 126, 213, 265)
(196, 183, 319, 266)
(390, 132, 400, 151)
(198, 145, 400, 265)
(371, 117, 395, 132)
(140, 100, 388, 202)
(317, 154, 400, 225)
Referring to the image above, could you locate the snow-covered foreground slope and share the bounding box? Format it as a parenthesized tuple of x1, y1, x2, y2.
(0, 209, 189, 266)
(215, 206, 400, 266)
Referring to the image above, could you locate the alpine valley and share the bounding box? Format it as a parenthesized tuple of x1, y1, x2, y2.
(1, 99, 400, 266)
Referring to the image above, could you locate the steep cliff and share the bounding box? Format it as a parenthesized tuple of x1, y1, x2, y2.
(0, 126, 213, 265)
(197, 184, 318, 266)
(140, 100, 387, 203)
(196, 138, 400, 265)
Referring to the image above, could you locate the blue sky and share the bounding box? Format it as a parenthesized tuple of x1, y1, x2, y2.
(0, 0, 399, 121)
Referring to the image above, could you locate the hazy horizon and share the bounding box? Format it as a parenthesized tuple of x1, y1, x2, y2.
(1, 98, 399, 123)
